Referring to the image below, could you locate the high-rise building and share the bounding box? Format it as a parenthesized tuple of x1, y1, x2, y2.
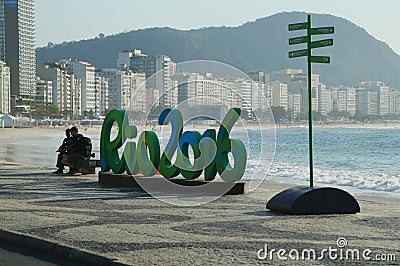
(337, 89, 347, 112)
(117, 49, 176, 107)
(310, 74, 320, 112)
(265, 83, 272, 108)
(240, 79, 253, 117)
(271, 81, 288, 110)
(176, 73, 237, 108)
(0, 0, 36, 105)
(358, 81, 392, 117)
(117, 49, 142, 68)
(318, 84, 327, 115)
(97, 68, 145, 111)
(379, 85, 390, 116)
(37, 62, 74, 118)
(65, 60, 96, 116)
(325, 89, 333, 114)
(288, 93, 301, 116)
(72, 78, 81, 118)
(356, 88, 367, 115)
(356, 88, 378, 116)
(0, 60, 10, 113)
(368, 91, 378, 116)
(330, 88, 339, 112)
(35, 77, 52, 105)
(37, 63, 61, 106)
(131, 72, 146, 113)
(94, 72, 109, 117)
(395, 91, 400, 116)
(346, 87, 357, 115)
(389, 88, 396, 115)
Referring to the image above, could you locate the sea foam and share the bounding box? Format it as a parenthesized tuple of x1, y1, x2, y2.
(243, 159, 400, 193)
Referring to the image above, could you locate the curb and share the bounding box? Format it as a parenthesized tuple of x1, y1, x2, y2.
(0, 229, 129, 266)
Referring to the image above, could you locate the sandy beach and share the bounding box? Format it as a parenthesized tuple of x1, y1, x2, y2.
(0, 126, 103, 143)
(2, 119, 400, 133)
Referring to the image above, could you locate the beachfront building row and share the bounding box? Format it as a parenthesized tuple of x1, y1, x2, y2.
(320, 83, 399, 117)
(33, 48, 400, 120)
(253, 69, 400, 119)
(37, 62, 77, 118)
(36, 60, 150, 119)
(34, 59, 400, 121)
(117, 49, 281, 119)
(157, 72, 286, 120)
(169, 70, 400, 120)
(172, 73, 243, 117)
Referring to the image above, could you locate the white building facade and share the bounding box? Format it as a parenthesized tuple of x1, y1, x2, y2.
(0, 60, 10, 114)
(66, 60, 96, 116)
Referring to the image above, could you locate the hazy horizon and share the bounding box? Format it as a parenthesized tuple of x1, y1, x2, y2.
(36, 1, 400, 56)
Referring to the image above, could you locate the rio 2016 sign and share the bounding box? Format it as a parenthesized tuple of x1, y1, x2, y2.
(100, 108, 247, 182)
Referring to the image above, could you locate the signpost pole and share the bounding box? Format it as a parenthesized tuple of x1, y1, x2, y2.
(307, 14, 314, 188)
(267, 15, 360, 215)
(287, 15, 334, 188)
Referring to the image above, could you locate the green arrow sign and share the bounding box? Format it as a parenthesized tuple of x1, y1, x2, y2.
(288, 22, 309, 31)
(289, 36, 308, 45)
(310, 27, 334, 35)
(286, 15, 335, 189)
(289, 49, 308, 58)
(310, 38, 333, 49)
(310, 56, 330, 64)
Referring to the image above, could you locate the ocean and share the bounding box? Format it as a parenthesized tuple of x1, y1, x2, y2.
(1, 126, 399, 194)
(243, 126, 400, 194)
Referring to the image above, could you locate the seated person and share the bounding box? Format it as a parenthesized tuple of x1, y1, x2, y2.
(53, 128, 71, 174)
(61, 126, 88, 174)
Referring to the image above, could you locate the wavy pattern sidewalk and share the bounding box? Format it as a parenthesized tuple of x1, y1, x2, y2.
(0, 164, 398, 265)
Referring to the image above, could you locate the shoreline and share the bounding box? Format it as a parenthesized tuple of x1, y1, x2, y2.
(2, 120, 400, 132)
(0, 127, 399, 196)
(1, 159, 398, 199)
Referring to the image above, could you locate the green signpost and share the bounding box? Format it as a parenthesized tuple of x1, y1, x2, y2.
(288, 49, 308, 58)
(288, 15, 334, 188)
(267, 15, 360, 215)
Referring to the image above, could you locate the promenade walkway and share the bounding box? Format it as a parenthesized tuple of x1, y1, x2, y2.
(0, 163, 398, 265)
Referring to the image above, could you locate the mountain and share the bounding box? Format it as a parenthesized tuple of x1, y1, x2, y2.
(36, 12, 400, 88)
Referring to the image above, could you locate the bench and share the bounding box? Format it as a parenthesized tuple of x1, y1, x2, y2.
(76, 159, 101, 175)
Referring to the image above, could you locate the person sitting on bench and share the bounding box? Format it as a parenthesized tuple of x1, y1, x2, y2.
(61, 126, 88, 175)
(52, 128, 72, 174)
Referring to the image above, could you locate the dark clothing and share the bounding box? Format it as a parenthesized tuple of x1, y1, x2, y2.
(56, 153, 64, 169)
(55, 137, 72, 169)
(65, 133, 92, 168)
(67, 134, 87, 156)
(57, 137, 72, 154)
(66, 153, 83, 165)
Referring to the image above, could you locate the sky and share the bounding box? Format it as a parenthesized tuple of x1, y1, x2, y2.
(36, 0, 400, 55)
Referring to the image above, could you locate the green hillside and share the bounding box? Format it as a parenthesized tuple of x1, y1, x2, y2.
(37, 12, 400, 87)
